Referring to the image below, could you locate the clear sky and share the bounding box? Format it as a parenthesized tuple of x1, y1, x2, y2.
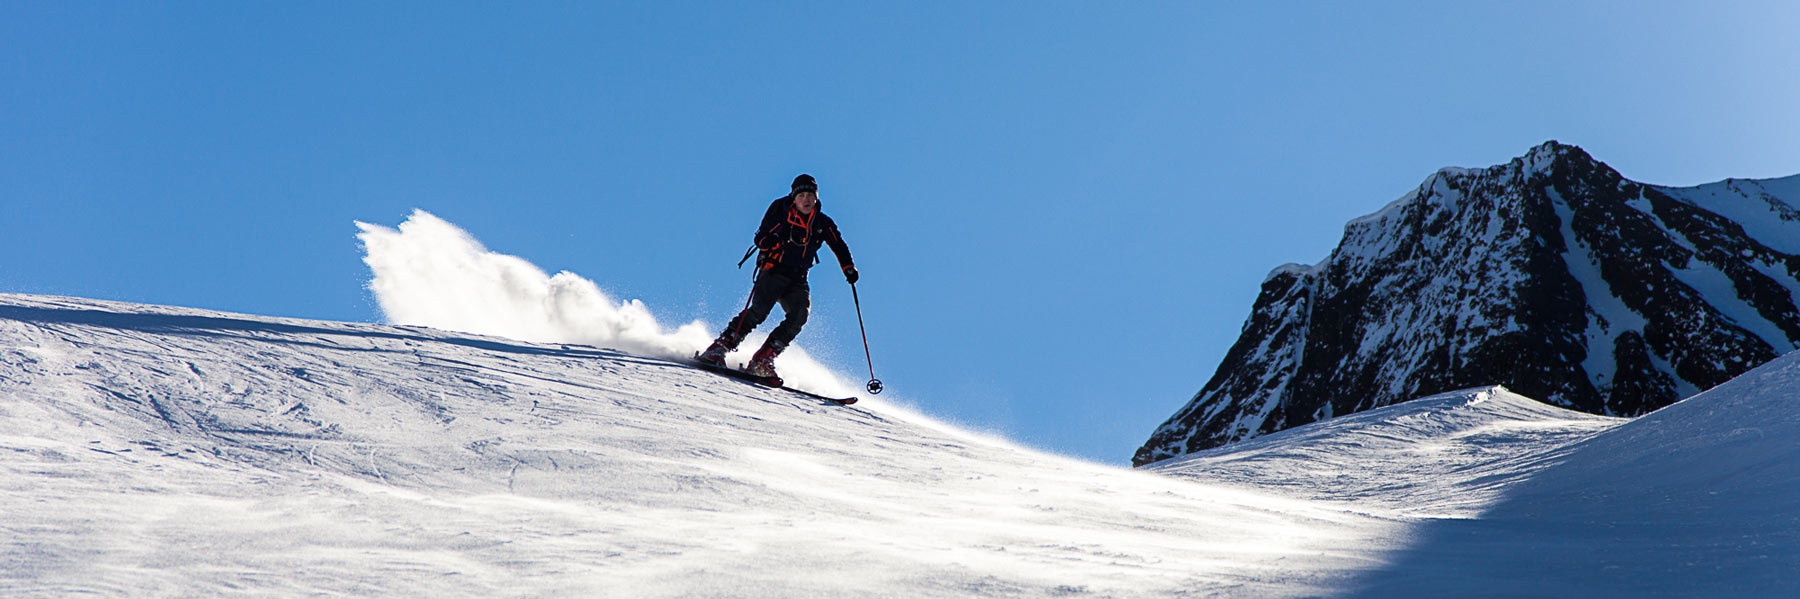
(5, 2, 1799, 464)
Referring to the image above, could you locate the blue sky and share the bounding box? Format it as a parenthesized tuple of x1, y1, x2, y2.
(5, 2, 1798, 464)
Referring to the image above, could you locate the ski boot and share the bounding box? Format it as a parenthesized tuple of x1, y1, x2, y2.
(747, 340, 786, 386)
(696, 337, 732, 367)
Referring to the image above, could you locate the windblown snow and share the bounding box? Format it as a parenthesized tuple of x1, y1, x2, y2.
(3, 293, 1797, 596)
(354, 209, 857, 399)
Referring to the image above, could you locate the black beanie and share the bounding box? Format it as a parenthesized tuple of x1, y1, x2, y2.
(791, 174, 818, 195)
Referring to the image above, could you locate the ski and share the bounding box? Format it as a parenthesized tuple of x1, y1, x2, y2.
(690, 359, 859, 405)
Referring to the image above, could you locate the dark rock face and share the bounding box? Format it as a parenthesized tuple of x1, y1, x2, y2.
(1135, 142, 1800, 467)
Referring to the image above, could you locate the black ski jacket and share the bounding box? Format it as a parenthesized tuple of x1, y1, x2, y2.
(752, 195, 854, 279)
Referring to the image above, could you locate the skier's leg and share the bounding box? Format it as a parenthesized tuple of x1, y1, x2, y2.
(749, 279, 810, 379)
(712, 274, 790, 351)
(767, 278, 811, 348)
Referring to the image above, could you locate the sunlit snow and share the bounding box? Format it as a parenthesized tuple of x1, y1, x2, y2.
(4, 292, 1797, 596)
(0, 294, 1393, 597)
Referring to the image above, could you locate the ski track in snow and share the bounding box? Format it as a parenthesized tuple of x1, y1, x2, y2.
(3, 293, 1797, 597)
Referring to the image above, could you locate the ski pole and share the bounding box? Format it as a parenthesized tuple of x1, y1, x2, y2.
(724, 264, 761, 349)
(851, 281, 883, 394)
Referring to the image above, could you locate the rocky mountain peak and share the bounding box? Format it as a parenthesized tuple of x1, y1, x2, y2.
(1135, 143, 1800, 467)
(1519, 139, 1594, 174)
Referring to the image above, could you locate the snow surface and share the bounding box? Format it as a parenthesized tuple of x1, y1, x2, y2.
(0, 294, 1392, 597)
(1153, 387, 1624, 519)
(3, 293, 1797, 597)
(1340, 352, 1800, 597)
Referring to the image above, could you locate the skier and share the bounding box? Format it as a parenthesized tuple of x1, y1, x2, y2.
(697, 174, 858, 384)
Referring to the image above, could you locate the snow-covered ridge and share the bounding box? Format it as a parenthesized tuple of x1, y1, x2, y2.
(1336, 140, 1569, 241)
(1153, 386, 1623, 518)
(1658, 174, 1800, 255)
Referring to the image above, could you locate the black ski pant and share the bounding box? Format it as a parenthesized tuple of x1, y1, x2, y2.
(720, 271, 809, 351)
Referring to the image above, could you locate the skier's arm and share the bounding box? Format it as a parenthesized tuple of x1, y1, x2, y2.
(825, 220, 856, 282)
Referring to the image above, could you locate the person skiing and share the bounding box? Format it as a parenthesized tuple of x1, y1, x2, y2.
(697, 174, 858, 384)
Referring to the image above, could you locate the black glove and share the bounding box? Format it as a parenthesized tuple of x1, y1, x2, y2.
(844, 265, 859, 285)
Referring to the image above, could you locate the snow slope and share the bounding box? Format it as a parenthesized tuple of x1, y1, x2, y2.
(1151, 386, 1624, 518)
(1155, 375, 1800, 596)
(4, 293, 1796, 597)
(1339, 350, 1800, 598)
(1157, 368, 1800, 596)
(0, 294, 1393, 598)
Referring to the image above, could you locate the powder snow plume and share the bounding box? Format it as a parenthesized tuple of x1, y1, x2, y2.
(354, 209, 860, 398)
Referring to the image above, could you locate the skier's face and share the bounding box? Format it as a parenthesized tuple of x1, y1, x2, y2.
(793, 191, 818, 214)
